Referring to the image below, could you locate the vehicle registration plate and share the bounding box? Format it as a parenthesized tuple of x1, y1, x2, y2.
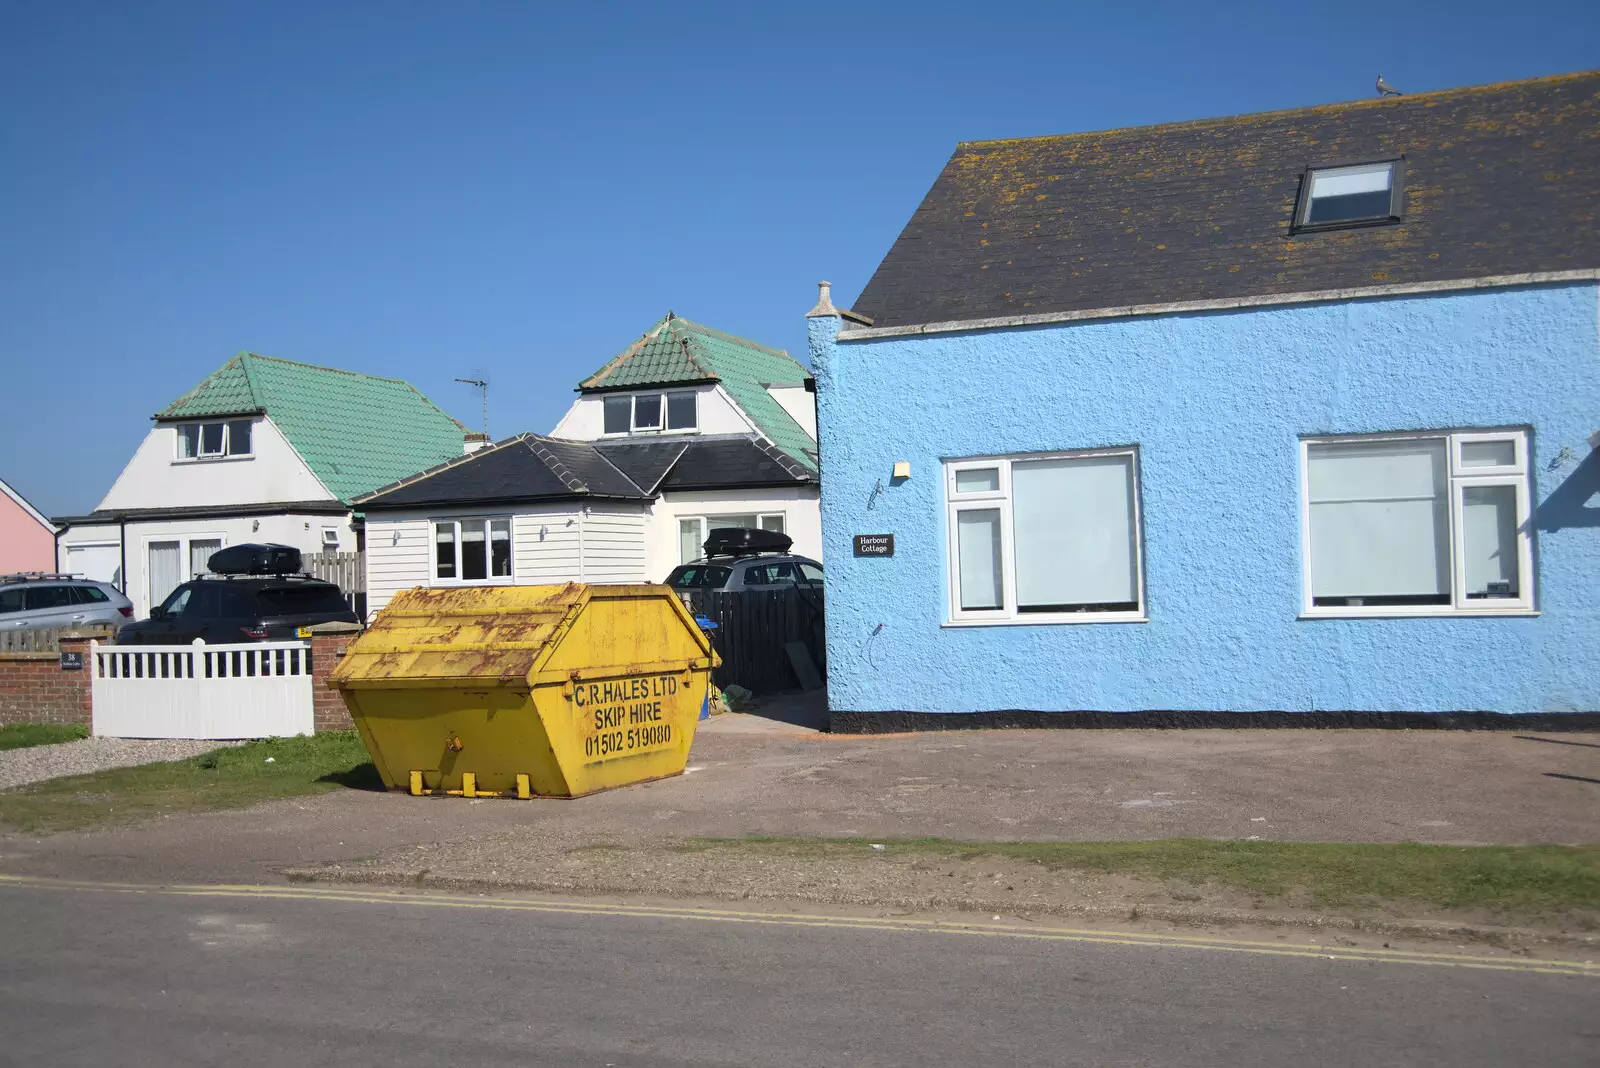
(295, 626, 312, 638)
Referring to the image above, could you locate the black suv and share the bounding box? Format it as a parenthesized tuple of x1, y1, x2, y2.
(115, 543, 359, 645)
(662, 527, 824, 593)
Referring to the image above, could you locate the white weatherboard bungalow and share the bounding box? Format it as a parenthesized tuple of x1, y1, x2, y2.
(55, 353, 473, 618)
(358, 313, 823, 617)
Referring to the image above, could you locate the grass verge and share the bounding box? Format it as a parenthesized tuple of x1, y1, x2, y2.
(0, 732, 379, 834)
(681, 836, 1600, 916)
(0, 723, 89, 751)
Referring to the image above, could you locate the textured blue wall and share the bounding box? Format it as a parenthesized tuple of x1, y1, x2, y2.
(811, 284, 1600, 714)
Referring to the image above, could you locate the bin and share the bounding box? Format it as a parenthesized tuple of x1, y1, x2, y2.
(327, 583, 719, 798)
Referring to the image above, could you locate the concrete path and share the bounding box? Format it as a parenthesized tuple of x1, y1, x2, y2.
(2, 877, 1594, 1067)
(1, 727, 1594, 891)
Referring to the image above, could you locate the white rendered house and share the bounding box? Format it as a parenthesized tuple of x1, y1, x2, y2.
(358, 313, 830, 616)
(55, 353, 473, 618)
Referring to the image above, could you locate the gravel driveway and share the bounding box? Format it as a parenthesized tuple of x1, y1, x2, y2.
(0, 738, 244, 792)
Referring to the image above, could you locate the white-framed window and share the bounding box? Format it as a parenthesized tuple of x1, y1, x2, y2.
(433, 518, 512, 583)
(175, 419, 253, 460)
(144, 533, 225, 612)
(321, 526, 341, 550)
(1295, 160, 1404, 230)
(601, 392, 698, 435)
(678, 513, 785, 563)
(1300, 428, 1534, 616)
(944, 449, 1145, 625)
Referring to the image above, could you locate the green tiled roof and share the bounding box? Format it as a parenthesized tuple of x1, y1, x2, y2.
(580, 315, 817, 468)
(157, 353, 469, 502)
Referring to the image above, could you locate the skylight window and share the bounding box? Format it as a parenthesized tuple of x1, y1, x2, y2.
(1297, 160, 1403, 229)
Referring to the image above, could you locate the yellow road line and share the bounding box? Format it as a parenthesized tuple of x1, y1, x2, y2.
(1, 873, 1594, 978)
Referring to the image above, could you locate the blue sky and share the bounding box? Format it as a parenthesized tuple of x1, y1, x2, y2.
(3, 0, 1596, 517)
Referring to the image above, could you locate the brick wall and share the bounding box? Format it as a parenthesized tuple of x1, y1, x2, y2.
(310, 622, 361, 733)
(0, 636, 95, 727)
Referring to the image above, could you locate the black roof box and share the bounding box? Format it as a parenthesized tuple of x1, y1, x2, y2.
(208, 543, 303, 576)
(703, 526, 792, 558)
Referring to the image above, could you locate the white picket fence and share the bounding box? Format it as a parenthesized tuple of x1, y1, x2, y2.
(90, 639, 314, 740)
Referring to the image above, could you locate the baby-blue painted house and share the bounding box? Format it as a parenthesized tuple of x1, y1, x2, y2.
(810, 72, 1600, 728)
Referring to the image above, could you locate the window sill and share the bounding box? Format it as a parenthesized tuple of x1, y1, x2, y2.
(429, 577, 516, 587)
(172, 455, 254, 465)
(1298, 607, 1539, 620)
(942, 615, 1148, 628)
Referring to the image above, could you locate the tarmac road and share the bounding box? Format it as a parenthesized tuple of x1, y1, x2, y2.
(0, 877, 1594, 1067)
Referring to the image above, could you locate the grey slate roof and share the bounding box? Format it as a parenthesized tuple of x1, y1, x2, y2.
(595, 437, 816, 492)
(357, 433, 813, 510)
(851, 71, 1600, 330)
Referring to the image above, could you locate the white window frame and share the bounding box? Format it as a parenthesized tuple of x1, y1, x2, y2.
(677, 512, 786, 562)
(1294, 159, 1404, 231)
(174, 419, 254, 462)
(431, 517, 513, 585)
(662, 390, 698, 433)
(139, 531, 227, 616)
(1299, 428, 1535, 618)
(943, 448, 1147, 626)
(600, 391, 700, 437)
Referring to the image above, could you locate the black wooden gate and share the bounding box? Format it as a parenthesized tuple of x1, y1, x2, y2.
(683, 587, 825, 694)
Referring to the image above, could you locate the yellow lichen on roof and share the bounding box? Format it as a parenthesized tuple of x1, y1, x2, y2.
(954, 70, 1599, 152)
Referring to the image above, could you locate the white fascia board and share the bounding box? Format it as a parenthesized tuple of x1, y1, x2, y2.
(0, 478, 55, 530)
(835, 269, 1600, 342)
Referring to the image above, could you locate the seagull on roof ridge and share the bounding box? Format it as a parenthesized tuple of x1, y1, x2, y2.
(1376, 74, 1402, 97)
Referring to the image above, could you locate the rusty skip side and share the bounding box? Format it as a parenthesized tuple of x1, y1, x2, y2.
(329, 583, 718, 690)
(331, 585, 585, 689)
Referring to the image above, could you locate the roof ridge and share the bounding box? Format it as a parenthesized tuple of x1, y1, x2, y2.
(583, 315, 675, 388)
(671, 318, 720, 380)
(158, 353, 250, 417)
(583, 439, 662, 495)
(351, 433, 530, 504)
(242, 351, 417, 386)
(957, 69, 1600, 151)
(236, 351, 263, 409)
(524, 436, 589, 493)
(676, 316, 793, 360)
(749, 435, 815, 481)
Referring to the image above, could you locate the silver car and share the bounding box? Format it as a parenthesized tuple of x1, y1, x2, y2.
(0, 574, 135, 630)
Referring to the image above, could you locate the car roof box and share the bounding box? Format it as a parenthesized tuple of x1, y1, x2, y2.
(208, 543, 303, 576)
(703, 526, 792, 558)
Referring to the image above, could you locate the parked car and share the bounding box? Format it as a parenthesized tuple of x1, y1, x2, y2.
(0, 574, 134, 629)
(663, 528, 824, 592)
(114, 543, 358, 645)
(666, 555, 824, 592)
(115, 574, 359, 645)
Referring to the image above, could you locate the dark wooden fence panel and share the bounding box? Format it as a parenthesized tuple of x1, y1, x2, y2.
(684, 587, 825, 694)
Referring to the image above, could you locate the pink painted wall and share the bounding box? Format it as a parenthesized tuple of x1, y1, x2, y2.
(0, 491, 55, 573)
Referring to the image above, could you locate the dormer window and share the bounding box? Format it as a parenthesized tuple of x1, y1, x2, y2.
(176, 419, 253, 460)
(601, 392, 698, 435)
(634, 393, 664, 430)
(1296, 160, 1404, 230)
